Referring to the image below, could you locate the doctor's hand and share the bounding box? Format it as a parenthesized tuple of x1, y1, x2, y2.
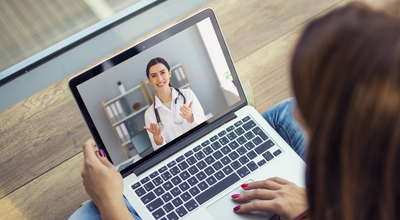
(81, 139, 134, 220)
(232, 177, 308, 220)
(180, 101, 194, 123)
(144, 123, 163, 145)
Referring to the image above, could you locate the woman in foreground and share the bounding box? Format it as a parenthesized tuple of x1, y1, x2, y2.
(70, 2, 400, 220)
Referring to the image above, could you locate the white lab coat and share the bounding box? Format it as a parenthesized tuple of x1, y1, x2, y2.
(144, 88, 207, 150)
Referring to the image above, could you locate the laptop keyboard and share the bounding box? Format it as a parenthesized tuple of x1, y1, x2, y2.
(131, 116, 283, 220)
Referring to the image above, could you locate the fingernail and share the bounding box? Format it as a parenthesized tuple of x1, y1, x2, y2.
(241, 183, 248, 188)
(231, 194, 239, 198)
(233, 205, 241, 211)
(99, 149, 106, 157)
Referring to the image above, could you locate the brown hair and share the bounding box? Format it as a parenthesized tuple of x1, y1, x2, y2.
(292, 2, 400, 219)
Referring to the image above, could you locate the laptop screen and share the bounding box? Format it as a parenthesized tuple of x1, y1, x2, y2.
(69, 9, 246, 173)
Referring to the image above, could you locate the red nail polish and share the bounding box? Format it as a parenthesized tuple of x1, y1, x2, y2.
(231, 194, 239, 198)
(99, 149, 106, 157)
(233, 205, 241, 211)
(241, 183, 248, 188)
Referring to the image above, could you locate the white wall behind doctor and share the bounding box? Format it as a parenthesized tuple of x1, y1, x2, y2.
(77, 23, 230, 165)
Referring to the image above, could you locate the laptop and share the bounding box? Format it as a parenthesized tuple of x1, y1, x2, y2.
(69, 8, 306, 220)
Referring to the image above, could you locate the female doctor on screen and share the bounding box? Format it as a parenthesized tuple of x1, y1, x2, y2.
(143, 57, 207, 150)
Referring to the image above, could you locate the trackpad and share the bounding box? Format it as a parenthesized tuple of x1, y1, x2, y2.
(206, 179, 275, 220)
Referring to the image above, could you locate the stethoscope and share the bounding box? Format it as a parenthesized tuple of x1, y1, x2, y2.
(154, 88, 186, 130)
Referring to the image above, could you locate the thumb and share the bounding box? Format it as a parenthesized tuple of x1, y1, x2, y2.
(188, 101, 193, 108)
(97, 149, 113, 168)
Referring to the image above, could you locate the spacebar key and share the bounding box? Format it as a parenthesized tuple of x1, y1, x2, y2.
(195, 173, 240, 205)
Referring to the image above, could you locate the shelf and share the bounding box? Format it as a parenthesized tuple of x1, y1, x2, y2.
(113, 105, 149, 126)
(178, 83, 191, 90)
(104, 84, 141, 106)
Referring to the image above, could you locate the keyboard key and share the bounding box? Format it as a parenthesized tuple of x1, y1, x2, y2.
(196, 160, 207, 170)
(211, 141, 222, 150)
(255, 140, 275, 155)
(226, 125, 235, 132)
(244, 142, 256, 150)
(172, 197, 183, 207)
(252, 127, 269, 140)
(144, 182, 155, 191)
(263, 152, 275, 161)
(135, 187, 146, 197)
(131, 182, 140, 190)
(235, 127, 245, 136)
(154, 186, 165, 196)
(147, 198, 164, 212)
(273, 149, 282, 156)
(188, 176, 199, 186)
(189, 186, 200, 196)
(195, 151, 205, 160)
(206, 176, 217, 185)
(171, 176, 182, 185)
(167, 211, 179, 220)
(159, 166, 167, 173)
(234, 121, 243, 127)
(188, 166, 199, 175)
(247, 161, 258, 171)
(176, 156, 185, 163)
(170, 166, 180, 175)
(184, 150, 193, 157)
(167, 161, 176, 168)
(141, 177, 150, 184)
(231, 160, 242, 170)
(205, 155, 215, 165)
(214, 171, 225, 180)
(237, 136, 247, 145)
(227, 132, 238, 140)
(163, 202, 174, 213)
(202, 140, 210, 147)
(243, 120, 256, 131)
(239, 155, 250, 165)
(181, 191, 192, 202)
(150, 171, 159, 178)
(246, 150, 257, 160)
(179, 182, 190, 191)
(198, 181, 208, 191)
(237, 166, 251, 178)
(218, 130, 227, 137)
(141, 191, 156, 204)
(180, 171, 190, 180)
(196, 171, 207, 181)
(184, 199, 199, 212)
(195, 173, 240, 205)
(257, 159, 267, 166)
(242, 116, 251, 122)
(219, 137, 230, 145)
(203, 146, 214, 155)
(252, 136, 263, 146)
(212, 150, 223, 160)
(221, 146, 231, 154)
(222, 165, 234, 175)
(244, 131, 255, 140)
(161, 171, 172, 181)
(178, 161, 189, 170)
(187, 156, 197, 165)
(205, 166, 215, 175)
(212, 161, 223, 170)
(221, 156, 232, 165)
(193, 145, 202, 152)
(229, 151, 239, 160)
(153, 176, 163, 186)
(229, 140, 240, 150)
(162, 192, 173, 202)
(152, 207, 166, 219)
(210, 135, 218, 142)
(171, 187, 182, 197)
(176, 206, 188, 217)
(237, 146, 248, 155)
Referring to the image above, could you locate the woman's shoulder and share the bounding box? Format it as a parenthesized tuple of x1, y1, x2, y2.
(144, 103, 155, 116)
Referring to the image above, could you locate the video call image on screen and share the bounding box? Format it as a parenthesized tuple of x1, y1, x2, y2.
(77, 18, 241, 169)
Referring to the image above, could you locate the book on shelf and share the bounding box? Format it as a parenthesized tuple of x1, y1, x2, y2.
(106, 106, 116, 123)
(178, 67, 188, 84)
(115, 100, 126, 119)
(174, 69, 183, 87)
(110, 103, 121, 122)
(115, 125, 126, 143)
(125, 120, 135, 137)
(120, 123, 131, 143)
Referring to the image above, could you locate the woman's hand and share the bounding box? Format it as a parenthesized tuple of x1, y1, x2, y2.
(232, 177, 308, 220)
(180, 101, 194, 123)
(81, 139, 133, 220)
(144, 123, 163, 145)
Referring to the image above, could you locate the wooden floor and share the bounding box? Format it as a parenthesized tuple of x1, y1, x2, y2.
(0, 0, 398, 219)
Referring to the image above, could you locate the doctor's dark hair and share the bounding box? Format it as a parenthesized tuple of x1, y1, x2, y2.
(292, 2, 400, 220)
(146, 57, 171, 79)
